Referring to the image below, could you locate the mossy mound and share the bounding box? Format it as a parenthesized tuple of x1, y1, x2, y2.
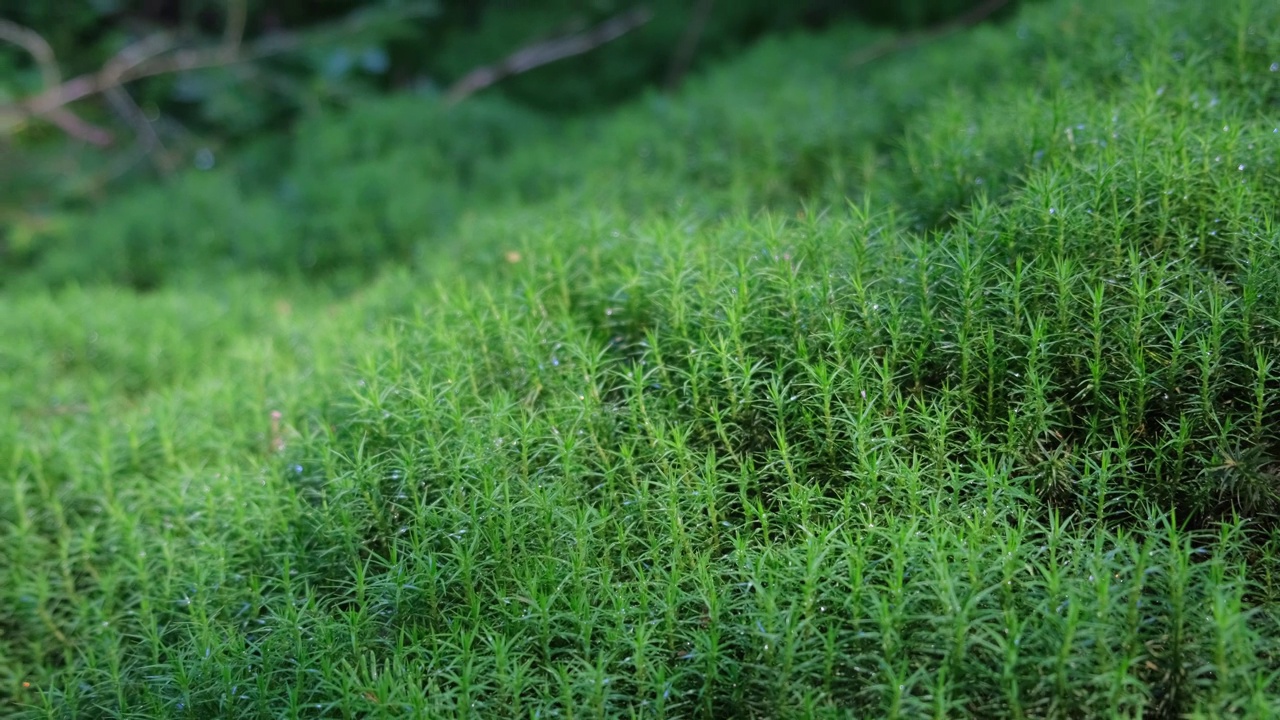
(4, 0, 1280, 716)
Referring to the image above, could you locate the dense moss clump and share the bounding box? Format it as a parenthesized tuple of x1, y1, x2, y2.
(3, 0, 1280, 717)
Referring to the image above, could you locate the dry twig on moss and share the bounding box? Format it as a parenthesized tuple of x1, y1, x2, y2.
(446, 7, 654, 104)
(0, 3, 436, 143)
(846, 0, 1012, 69)
(665, 0, 715, 91)
(0, 19, 114, 145)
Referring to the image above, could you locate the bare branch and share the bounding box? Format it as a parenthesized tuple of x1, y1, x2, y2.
(0, 19, 116, 145)
(846, 0, 1012, 69)
(103, 85, 173, 173)
(0, 104, 115, 146)
(223, 0, 248, 59)
(446, 7, 653, 104)
(0, 18, 60, 86)
(42, 109, 116, 146)
(665, 0, 715, 91)
(1, 2, 437, 134)
(101, 32, 180, 85)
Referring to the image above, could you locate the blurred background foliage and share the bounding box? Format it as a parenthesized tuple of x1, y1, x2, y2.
(0, 0, 1010, 288)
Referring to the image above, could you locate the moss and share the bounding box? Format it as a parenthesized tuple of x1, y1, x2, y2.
(5, 0, 1280, 716)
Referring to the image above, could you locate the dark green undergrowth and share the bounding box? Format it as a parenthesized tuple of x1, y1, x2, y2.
(4, 0, 1280, 717)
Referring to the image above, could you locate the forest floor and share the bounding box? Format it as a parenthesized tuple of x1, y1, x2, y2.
(4, 0, 1280, 716)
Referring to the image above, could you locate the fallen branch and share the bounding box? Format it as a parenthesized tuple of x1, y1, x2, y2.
(0, 3, 437, 138)
(40, 109, 115, 146)
(846, 0, 1012, 69)
(664, 0, 715, 91)
(0, 19, 114, 145)
(446, 7, 653, 104)
(103, 85, 173, 173)
(223, 0, 248, 59)
(0, 18, 58, 86)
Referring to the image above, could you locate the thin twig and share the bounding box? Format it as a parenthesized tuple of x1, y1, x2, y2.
(446, 7, 653, 104)
(40, 109, 116, 146)
(223, 0, 248, 59)
(1, 3, 437, 132)
(846, 0, 1012, 69)
(0, 18, 59, 86)
(103, 85, 173, 174)
(0, 106, 115, 147)
(664, 0, 715, 91)
(98, 0, 253, 172)
(101, 32, 179, 85)
(0, 19, 114, 145)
